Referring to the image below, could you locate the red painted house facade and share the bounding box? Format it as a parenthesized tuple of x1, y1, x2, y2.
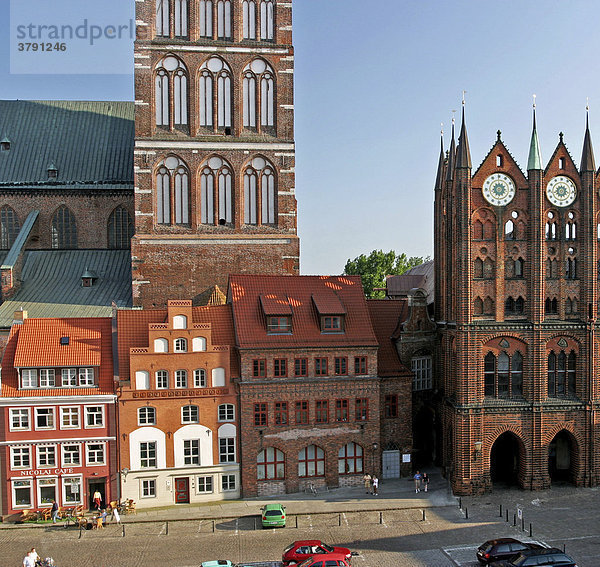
(0, 314, 116, 515)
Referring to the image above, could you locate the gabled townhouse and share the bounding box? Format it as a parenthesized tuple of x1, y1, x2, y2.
(0, 313, 116, 516)
(116, 300, 239, 507)
(229, 275, 388, 497)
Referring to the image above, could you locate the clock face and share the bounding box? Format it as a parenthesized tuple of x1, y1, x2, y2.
(482, 173, 516, 206)
(546, 176, 577, 207)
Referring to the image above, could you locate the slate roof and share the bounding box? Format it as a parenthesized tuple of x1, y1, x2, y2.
(0, 250, 132, 328)
(367, 300, 410, 377)
(228, 275, 378, 349)
(0, 100, 134, 189)
(1, 317, 114, 398)
(117, 304, 239, 381)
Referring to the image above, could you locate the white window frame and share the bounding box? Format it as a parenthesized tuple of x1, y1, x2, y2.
(62, 443, 82, 467)
(21, 369, 37, 389)
(37, 477, 57, 507)
(183, 439, 200, 465)
(138, 406, 157, 426)
(11, 446, 31, 469)
(78, 367, 95, 386)
(181, 404, 199, 424)
(12, 478, 33, 509)
(218, 403, 234, 422)
(140, 441, 157, 469)
(218, 437, 236, 463)
(197, 475, 213, 493)
(61, 368, 77, 387)
(156, 370, 169, 389)
(194, 368, 206, 388)
(62, 475, 83, 505)
(60, 406, 80, 429)
(221, 474, 236, 491)
(10, 408, 30, 431)
(35, 407, 55, 430)
(86, 442, 106, 466)
(174, 337, 188, 352)
(84, 405, 104, 428)
(37, 445, 57, 468)
(39, 368, 55, 388)
(412, 356, 433, 391)
(141, 478, 157, 498)
(175, 369, 188, 388)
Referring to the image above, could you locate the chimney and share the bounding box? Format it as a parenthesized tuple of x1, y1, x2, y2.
(13, 308, 27, 324)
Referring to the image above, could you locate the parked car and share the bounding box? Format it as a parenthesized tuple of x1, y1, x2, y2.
(476, 538, 543, 564)
(283, 541, 352, 565)
(296, 553, 351, 567)
(261, 503, 286, 528)
(489, 547, 577, 567)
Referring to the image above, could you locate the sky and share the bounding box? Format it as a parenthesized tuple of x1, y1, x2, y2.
(1, 0, 600, 275)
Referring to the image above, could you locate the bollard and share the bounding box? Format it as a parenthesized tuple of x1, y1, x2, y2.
(529, 523, 532, 537)
(212, 520, 215, 533)
(506, 509, 509, 522)
(254, 517, 257, 530)
(79, 524, 82, 539)
(458, 497, 462, 509)
(513, 514, 516, 526)
(122, 524, 125, 537)
(295, 516, 298, 529)
(563, 544, 566, 552)
(521, 517, 524, 531)
(465, 507, 468, 519)
(422, 509, 426, 522)
(499, 504, 502, 517)
(338, 514, 341, 527)
(166, 521, 169, 535)
(379, 511, 383, 524)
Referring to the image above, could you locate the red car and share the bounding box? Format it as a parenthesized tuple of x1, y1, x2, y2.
(283, 542, 352, 565)
(296, 554, 351, 567)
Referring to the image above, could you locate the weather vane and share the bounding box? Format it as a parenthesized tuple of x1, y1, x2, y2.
(533, 94, 536, 109)
(586, 96, 589, 112)
(462, 90, 466, 106)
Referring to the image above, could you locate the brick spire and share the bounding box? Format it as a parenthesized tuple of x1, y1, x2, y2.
(456, 103, 472, 169)
(445, 117, 456, 181)
(527, 100, 543, 170)
(434, 128, 445, 191)
(580, 106, 596, 173)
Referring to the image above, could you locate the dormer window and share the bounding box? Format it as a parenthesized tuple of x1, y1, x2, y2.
(312, 292, 346, 334)
(0, 137, 10, 151)
(47, 163, 58, 179)
(321, 315, 344, 332)
(267, 316, 291, 334)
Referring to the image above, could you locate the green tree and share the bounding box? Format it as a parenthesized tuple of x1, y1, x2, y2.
(343, 250, 428, 298)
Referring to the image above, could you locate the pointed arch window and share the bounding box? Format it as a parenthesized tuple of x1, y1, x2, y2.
(504, 220, 515, 240)
(200, 156, 233, 225)
(546, 258, 558, 279)
(473, 297, 483, 315)
(565, 297, 579, 316)
(473, 220, 483, 239)
(566, 221, 577, 240)
(260, 0, 274, 40)
(156, 0, 169, 36)
(108, 206, 133, 249)
(474, 258, 483, 279)
(243, 1, 256, 39)
(548, 350, 576, 397)
(483, 220, 494, 240)
(483, 296, 494, 315)
(566, 258, 577, 280)
(199, 0, 213, 37)
(0, 205, 20, 249)
(217, 0, 232, 39)
(155, 156, 189, 225)
(545, 212, 557, 240)
(51, 206, 77, 249)
(545, 297, 558, 315)
(484, 351, 523, 398)
(504, 296, 524, 315)
(244, 156, 276, 225)
(199, 57, 232, 132)
(243, 59, 275, 132)
(155, 56, 188, 130)
(483, 258, 494, 279)
(174, 0, 188, 37)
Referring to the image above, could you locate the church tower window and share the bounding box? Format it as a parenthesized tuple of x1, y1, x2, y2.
(243, 59, 275, 132)
(547, 351, 576, 397)
(200, 156, 233, 225)
(244, 157, 276, 225)
(108, 206, 134, 249)
(155, 56, 188, 130)
(199, 57, 232, 131)
(156, 157, 189, 225)
(51, 206, 77, 249)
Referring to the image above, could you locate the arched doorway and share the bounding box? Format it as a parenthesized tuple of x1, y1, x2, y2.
(548, 430, 576, 484)
(490, 432, 521, 486)
(413, 405, 435, 467)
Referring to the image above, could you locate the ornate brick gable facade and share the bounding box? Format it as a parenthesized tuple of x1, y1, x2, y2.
(435, 106, 600, 495)
(132, 0, 300, 308)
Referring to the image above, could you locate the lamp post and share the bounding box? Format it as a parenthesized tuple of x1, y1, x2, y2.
(119, 468, 129, 500)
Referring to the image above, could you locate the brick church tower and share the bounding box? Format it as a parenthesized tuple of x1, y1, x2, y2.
(435, 101, 600, 495)
(132, 1, 300, 307)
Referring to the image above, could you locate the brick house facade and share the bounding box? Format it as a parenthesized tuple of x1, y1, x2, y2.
(132, 0, 300, 308)
(116, 300, 240, 507)
(436, 106, 600, 495)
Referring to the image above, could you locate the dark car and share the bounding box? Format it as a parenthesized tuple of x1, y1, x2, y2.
(489, 547, 577, 567)
(283, 541, 352, 565)
(477, 538, 543, 564)
(296, 554, 351, 567)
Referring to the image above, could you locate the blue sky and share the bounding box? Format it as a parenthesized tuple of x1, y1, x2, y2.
(2, 0, 599, 275)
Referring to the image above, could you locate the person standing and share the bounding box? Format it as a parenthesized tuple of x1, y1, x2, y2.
(422, 472, 430, 492)
(372, 475, 379, 495)
(93, 490, 102, 510)
(51, 500, 59, 524)
(111, 505, 121, 525)
(413, 470, 422, 493)
(363, 473, 372, 494)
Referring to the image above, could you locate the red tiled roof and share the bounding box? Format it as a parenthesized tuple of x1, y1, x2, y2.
(259, 294, 292, 315)
(312, 292, 346, 315)
(1, 317, 114, 398)
(367, 300, 411, 376)
(117, 304, 238, 380)
(229, 275, 378, 348)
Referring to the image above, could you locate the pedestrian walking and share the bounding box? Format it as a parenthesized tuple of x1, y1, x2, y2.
(24, 548, 39, 567)
(413, 470, 422, 493)
(111, 505, 121, 525)
(51, 500, 59, 524)
(93, 490, 102, 510)
(372, 475, 379, 495)
(363, 472, 372, 494)
(422, 472, 430, 492)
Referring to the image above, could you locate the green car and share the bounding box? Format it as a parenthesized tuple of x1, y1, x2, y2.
(261, 503, 286, 528)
